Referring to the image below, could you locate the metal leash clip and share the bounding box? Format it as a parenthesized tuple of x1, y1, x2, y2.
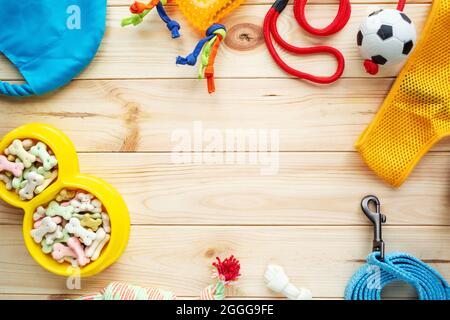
(361, 195, 386, 261)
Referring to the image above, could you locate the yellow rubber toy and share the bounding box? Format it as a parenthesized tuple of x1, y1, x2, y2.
(177, 0, 245, 32)
(356, 0, 450, 187)
(0, 124, 130, 277)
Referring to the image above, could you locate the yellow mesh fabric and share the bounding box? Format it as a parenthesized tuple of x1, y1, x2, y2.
(355, 0, 450, 187)
(176, 0, 244, 31)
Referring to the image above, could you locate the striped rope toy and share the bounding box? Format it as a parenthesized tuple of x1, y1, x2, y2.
(77, 282, 176, 300)
(78, 255, 240, 300)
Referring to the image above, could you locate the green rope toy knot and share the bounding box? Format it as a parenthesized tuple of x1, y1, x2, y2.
(199, 27, 227, 79)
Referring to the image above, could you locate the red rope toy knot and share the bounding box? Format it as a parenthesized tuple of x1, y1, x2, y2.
(363, 59, 379, 75)
(212, 255, 241, 285)
(263, 0, 351, 84)
(130, 0, 159, 14)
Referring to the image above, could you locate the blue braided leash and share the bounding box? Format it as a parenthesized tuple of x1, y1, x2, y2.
(345, 251, 450, 300)
(0, 81, 34, 97)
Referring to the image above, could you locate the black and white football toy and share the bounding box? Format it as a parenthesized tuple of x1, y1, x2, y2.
(357, 9, 416, 74)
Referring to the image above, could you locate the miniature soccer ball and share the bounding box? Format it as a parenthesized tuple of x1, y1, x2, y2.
(357, 9, 416, 74)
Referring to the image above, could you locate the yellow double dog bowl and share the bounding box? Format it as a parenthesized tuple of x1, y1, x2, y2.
(0, 124, 130, 277)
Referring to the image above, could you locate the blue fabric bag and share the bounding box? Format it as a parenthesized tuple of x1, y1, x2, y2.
(0, 0, 106, 96)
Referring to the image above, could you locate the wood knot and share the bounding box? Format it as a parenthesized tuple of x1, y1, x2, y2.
(121, 102, 141, 151)
(124, 102, 141, 124)
(204, 248, 216, 258)
(225, 23, 264, 51)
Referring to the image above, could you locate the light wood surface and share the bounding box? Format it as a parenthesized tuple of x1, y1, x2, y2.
(1, 225, 448, 298)
(0, 5, 431, 80)
(0, 0, 448, 300)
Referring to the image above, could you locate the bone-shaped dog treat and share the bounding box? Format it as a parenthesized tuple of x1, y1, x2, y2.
(30, 217, 57, 243)
(33, 206, 46, 221)
(85, 228, 110, 261)
(65, 218, 96, 246)
(91, 233, 109, 261)
(0, 173, 12, 190)
(70, 193, 102, 213)
(11, 164, 34, 190)
(56, 189, 76, 202)
(73, 212, 102, 220)
(45, 225, 64, 245)
(0, 155, 24, 177)
(22, 166, 36, 179)
(67, 237, 90, 266)
(12, 176, 22, 189)
(41, 240, 53, 254)
(91, 199, 102, 213)
(35, 169, 58, 194)
(76, 192, 94, 203)
(30, 142, 58, 171)
(6, 140, 36, 168)
(14, 167, 51, 195)
(46, 201, 73, 220)
(34, 216, 62, 229)
(36, 167, 52, 179)
(7, 155, 15, 162)
(70, 198, 95, 213)
(101, 212, 111, 233)
(22, 139, 34, 150)
(84, 228, 106, 258)
(22, 166, 51, 180)
(19, 172, 44, 200)
(80, 214, 102, 232)
(41, 229, 70, 253)
(52, 243, 77, 262)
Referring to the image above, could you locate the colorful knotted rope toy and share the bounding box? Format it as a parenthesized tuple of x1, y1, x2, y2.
(175, 0, 244, 93)
(176, 24, 227, 94)
(121, 0, 244, 93)
(77, 255, 240, 300)
(121, 0, 180, 38)
(200, 255, 241, 300)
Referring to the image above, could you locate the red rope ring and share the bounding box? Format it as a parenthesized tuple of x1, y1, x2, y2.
(263, 0, 351, 84)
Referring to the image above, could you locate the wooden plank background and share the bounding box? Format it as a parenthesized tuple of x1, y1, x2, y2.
(0, 0, 448, 299)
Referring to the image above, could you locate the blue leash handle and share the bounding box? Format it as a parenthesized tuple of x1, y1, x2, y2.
(0, 81, 34, 97)
(345, 252, 450, 300)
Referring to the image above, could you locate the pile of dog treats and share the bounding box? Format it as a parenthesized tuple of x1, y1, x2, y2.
(31, 189, 111, 267)
(0, 139, 58, 200)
